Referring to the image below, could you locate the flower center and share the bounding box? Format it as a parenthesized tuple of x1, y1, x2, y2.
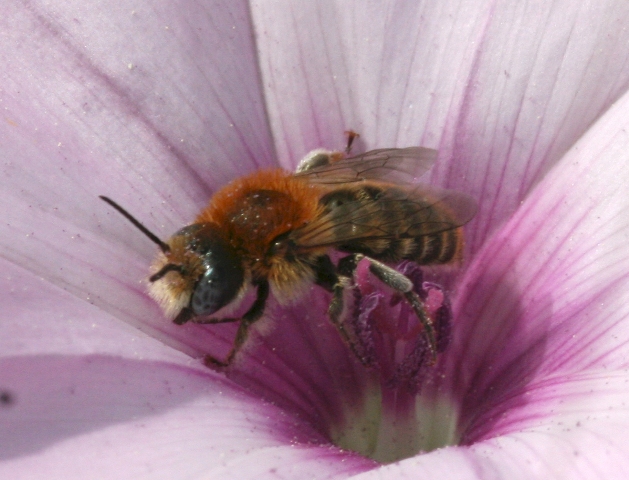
(328, 261, 460, 463)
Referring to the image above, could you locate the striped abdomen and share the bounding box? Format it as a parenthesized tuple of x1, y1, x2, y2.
(318, 183, 465, 265)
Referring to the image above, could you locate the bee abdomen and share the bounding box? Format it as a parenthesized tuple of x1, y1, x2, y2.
(320, 184, 464, 265)
(352, 228, 462, 265)
(409, 228, 462, 264)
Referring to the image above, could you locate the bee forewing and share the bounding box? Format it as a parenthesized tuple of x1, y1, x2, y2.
(292, 183, 477, 250)
(295, 147, 437, 185)
(404, 185, 478, 236)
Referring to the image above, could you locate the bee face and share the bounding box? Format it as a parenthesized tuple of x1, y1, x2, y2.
(148, 223, 245, 322)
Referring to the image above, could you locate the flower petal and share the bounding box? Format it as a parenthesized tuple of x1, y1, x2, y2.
(450, 87, 629, 413)
(435, 0, 629, 251)
(362, 88, 629, 477)
(0, 354, 374, 479)
(252, 0, 629, 250)
(0, 258, 374, 478)
(353, 370, 629, 480)
(0, 2, 275, 352)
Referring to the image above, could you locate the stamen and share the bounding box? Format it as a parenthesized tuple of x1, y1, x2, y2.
(346, 260, 452, 391)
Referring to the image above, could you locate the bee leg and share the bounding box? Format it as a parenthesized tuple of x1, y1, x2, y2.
(313, 254, 339, 291)
(344, 130, 359, 154)
(327, 278, 358, 352)
(313, 255, 351, 339)
(315, 254, 371, 365)
(201, 280, 270, 369)
(173, 307, 195, 325)
(361, 255, 438, 364)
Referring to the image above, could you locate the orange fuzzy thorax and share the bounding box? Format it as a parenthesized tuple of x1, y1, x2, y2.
(196, 169, 323, 262)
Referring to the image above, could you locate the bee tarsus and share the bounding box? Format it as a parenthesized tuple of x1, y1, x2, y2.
(195, 280, 270, 368)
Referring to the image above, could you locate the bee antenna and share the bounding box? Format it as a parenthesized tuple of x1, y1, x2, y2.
(99, 196, 170, 254)
(149, 263, 185, 282)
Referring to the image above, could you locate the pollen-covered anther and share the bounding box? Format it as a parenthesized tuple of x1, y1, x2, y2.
(347, 259, 452, 391)
(350, 285, 380, 367)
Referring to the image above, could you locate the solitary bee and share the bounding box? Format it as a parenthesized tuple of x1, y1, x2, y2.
(101, 134, 476, 367)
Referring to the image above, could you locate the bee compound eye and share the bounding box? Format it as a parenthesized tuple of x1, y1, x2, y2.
(190, 245, 245, 316)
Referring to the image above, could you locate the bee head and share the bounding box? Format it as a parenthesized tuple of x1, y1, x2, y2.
(98, 196, 245, 325)
(148, 223, 245, 323)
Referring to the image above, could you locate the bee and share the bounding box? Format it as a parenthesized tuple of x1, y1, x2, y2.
(100, 133, 476, 368)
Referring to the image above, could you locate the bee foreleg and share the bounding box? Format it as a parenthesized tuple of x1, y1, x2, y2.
(173, 307, 195, 325)
(362, 256, 438, 364)
(204, 280, 270, 369)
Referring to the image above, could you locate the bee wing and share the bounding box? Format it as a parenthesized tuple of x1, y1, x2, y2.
(294, 147, 437, 185)
(293, 184, 477, 250)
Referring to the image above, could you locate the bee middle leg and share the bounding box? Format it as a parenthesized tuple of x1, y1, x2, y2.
(182, 280, 270, 369)
(314, 255, 371, 365)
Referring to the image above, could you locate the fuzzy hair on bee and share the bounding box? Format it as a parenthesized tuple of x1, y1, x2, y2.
(100, 133, 476, 368)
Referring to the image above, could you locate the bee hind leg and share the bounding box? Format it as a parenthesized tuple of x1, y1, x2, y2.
(344, 130, 359, 154)
(195, 280, 270, 369)
(360, 255, 438, 364)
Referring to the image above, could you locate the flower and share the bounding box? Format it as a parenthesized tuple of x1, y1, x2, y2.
(3, 1, 629, 478)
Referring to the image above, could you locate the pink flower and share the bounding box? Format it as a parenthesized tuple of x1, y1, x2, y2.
(2, 1, 629, 478)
